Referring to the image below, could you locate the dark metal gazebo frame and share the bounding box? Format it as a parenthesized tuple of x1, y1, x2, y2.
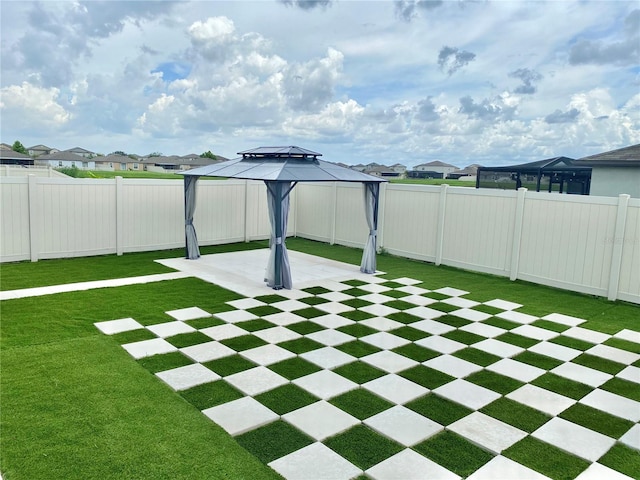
(476, 156, 592, 194)
(181, 146, 387, 290)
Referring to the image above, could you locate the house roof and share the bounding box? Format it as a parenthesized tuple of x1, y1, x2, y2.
(63, 147, 94, 154)
(27, 144, 54, 151)
(574, 144, 640, 167)
(183, 146, 386, 183)
(94, 154, 131, 163)
(36, 151, 86, 162)
(0, 148, 32, 160)
(417, 161, 458, 168)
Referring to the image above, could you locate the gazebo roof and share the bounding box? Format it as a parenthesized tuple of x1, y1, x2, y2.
(182, 146, 386, 183)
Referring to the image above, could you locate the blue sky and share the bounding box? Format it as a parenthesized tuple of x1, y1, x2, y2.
(1, 1, 638, 168)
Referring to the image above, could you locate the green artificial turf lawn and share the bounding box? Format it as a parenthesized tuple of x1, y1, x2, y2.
(571, 353, 625, 375)
(137, 351, 193, 373)
(466, 370, 524, 394)
(453, 347, 502, 367)
(406, 394, 472, 425)
(532, 373, 593, 400)
(399, 365, 454, 390)
(202, 355, 256, 377)
(332, 361, 386, 384)
(3, 237, 640, 480)
(268, 357, 322, 379)
(559, 403, 634, 438)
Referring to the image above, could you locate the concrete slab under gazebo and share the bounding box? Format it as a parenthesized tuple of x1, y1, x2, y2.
(181, 146, 387, 290)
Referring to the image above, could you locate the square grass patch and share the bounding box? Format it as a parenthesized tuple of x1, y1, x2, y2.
(338, 323, 378, 338)
(287, 321, 325, 335)
(429, 302, 460, 313)
(559, 403, 634, 438)
(325, 424, 403, 470)
(165, 331, 213, 348)
(342, 287, 369, 297)
(254, 384, 318, 415)
(435, 315, 472, 328)
(329, 388, 394, 420)
(342, 279, 367, 287)
(220, 335, 268, 352)
(295, 307, 326, 319)
(382, 300, 415, 310)
(481, 397, 551, 433)
(335, 340, 381, 358)
(278, 337, 324, 354)
(302, 286, 332, 295)
(333, 361, 386, 384)
(603, 337, 640, 354)
(381, 289, 411, 299)
(406, 393, 472, 426)
(549, 335, 593, 351)
(234, 319, 276, 332)
(391, 326, 429, 341)
(496, 332, 538, 349)
(414, 431, 493, 478)
(387, 312, 422, 324)
(422, 292, 450, 301)
(179, 380, 243, 410)
(137, 351, 194, 373)
(443, 330, 486, 345)
(531, 319, 570, 333)
(466, 370, 524, 395)
(202, 354, 256, 377)
(380, 280, 405, 289)
(482, 317, 519, 330)
(453, 348, 502, 367)
(342, 298, 372, 309)
(473, 305, 503, 315)
(247, 305, 282, 317)
(513, 350, 563, 370)
(399, 365, 454, 390)
(339, 309, 375, 321)
(572, 353, 625, 375)
(111, 328, 156, 344)
(532, 373, 593, 400)
(598, 443, 640, 479)
(299, 296, 329, 306)
(503, 436, 589, 480)
(185, 317, 224, 329)
(600, 377, 640, 402)
(392, 343, 439, 362)
(235, 420, 314, 464)
(268, 357, 322, 380)
(254, 294, 287, 304)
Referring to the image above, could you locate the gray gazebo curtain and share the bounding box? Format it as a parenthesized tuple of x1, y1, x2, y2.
(360, 181, 379, 274)
(184, 175, 200, 260)
(265, 181, 293, 289)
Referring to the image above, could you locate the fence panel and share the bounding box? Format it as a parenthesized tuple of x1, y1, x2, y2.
(334, 183, 369, 248)
(0, 178, 31, 261)
(618, 200, 640, 302)
(440, 188, 516, 276)
(294, 183, 335, 243)
(517, 193, 618, 296)
(381, 184, 440, 261)
(36, 178, 117, 259)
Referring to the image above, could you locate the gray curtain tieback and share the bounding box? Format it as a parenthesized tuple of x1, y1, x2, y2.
(370, 229, 377, 236)
(275, 237, 283, 245)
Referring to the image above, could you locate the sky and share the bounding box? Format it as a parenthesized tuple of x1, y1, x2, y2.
(1, 1, 638, 168)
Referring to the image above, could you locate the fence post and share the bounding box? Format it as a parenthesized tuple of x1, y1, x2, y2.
(435, 184, 448, 266)
(27, 174, 39, 262)
(115, 176, 124, 255)
(607, 194, 630, 301)
(510, 187, 527, 281)
(330, 182, 338, 245)
(377, 182, 387, 251)
(244, 180, 250, 242)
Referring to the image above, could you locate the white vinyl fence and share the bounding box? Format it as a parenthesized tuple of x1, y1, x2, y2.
(1, 176, 638, 304)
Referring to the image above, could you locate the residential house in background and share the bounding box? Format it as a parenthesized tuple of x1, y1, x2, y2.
(364, 165, 400, 177)
(36, 151, 93, 169)
(27, 144, 58, 157)
(94, 153, 140, 171)
(574, 144, 640, 198)
(413, 161, 458, 176)
(0, 144, 34, 166)
(447, 164, 481, 181)
(63, 147, 96, 158)
(391, 163, 407, 176)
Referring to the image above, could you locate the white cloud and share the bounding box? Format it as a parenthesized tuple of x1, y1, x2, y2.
(0, 82, 71, 130)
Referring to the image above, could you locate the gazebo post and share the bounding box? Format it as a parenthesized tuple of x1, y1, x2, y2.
(274, 182, 283, 289)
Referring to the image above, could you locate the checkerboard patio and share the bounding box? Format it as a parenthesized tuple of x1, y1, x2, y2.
(96, 273, 640, 480)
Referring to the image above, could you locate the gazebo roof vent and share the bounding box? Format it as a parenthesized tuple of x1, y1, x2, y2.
(238, 146, 322, 160)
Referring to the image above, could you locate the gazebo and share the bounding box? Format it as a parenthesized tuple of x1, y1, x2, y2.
(181, 146, 387, 290)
